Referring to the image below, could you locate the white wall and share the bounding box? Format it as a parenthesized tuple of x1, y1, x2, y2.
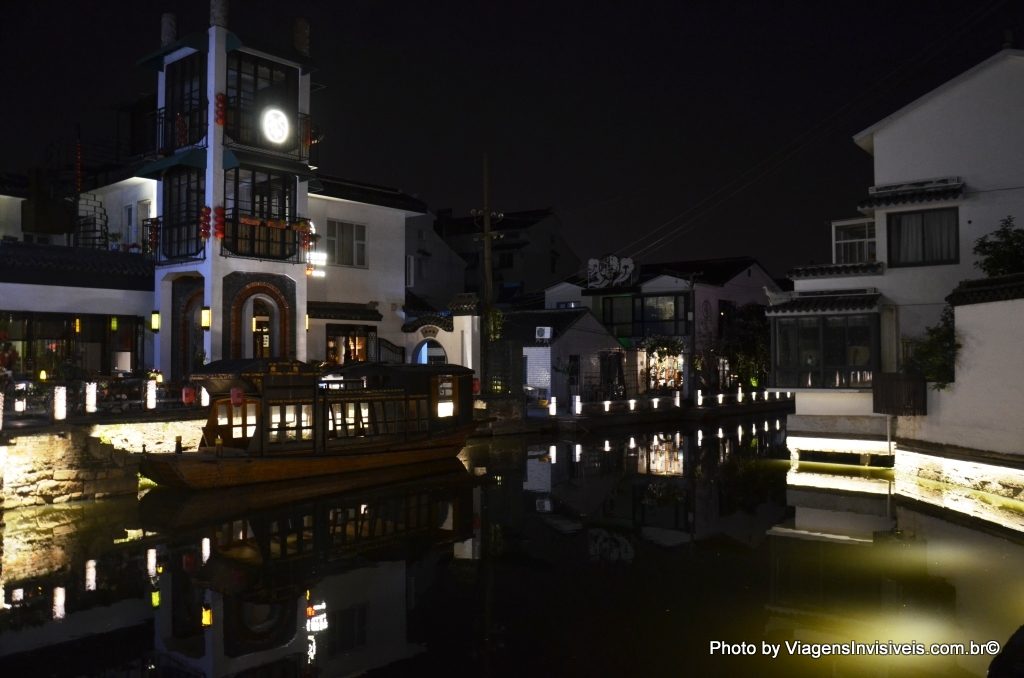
(403, 315, 479, 370)
(897, 297, 1024, 455)
(544, 282, 590, 311)
(0, 282, 152, 316)
(795, 391, 876, 416)
(523, 346, 552, 396)
(91, 178, 157, 248)
(550, 313, 623, 400)
(307, 195, 411, 347)
(870, 53, 1024, 189)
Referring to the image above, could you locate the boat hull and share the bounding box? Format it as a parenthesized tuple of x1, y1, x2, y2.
(140, 426, 474, 490)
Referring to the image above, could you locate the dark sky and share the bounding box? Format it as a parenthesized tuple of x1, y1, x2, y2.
(3, 0, 1023, 276)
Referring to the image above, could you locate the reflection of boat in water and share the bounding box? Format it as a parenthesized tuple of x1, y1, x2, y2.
(144, 459, 475, 676)
(140, 359, 476, 490)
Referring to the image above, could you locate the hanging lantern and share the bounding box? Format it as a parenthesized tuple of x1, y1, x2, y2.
(181, 385, 196, 406)
(213, 206, 226, 240)
(199, 206, 211, 241)
(214, 92, 227, 126)
(230, 387, 244, 407)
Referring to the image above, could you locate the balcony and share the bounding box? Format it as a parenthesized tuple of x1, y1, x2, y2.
(132, 105, 208, 157)
(872, 372, 927, 416)
(143, 214, 205, 265)
(221, 209, 312, 263)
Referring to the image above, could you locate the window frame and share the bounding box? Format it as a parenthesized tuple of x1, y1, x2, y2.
(771, 313, 879, 389)
(832, 220, 876, 264)
(886, 207, 959, 268)
(325, 219, 368, 268)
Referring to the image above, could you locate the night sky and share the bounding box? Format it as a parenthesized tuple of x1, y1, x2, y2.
(3, 0, 1023, 277)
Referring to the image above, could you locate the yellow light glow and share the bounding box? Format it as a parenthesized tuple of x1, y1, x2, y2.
(151, 590, 161, 608)
(39, 370, 47, 381)
(201, 306, 212, 330)
(305, 314, 310, 331)
(201, 604, 213, 627)
(74, 317, 81, 334)
(437, 401, 455, 418)
(150, 310, 160, 332)
(110, 316, 118, 332)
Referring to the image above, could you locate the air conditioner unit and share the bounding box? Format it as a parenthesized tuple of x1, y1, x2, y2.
(536, 326, 553, 340)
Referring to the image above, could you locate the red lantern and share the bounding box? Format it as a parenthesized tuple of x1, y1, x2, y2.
(213, 206, 226, 240)
(181, 386, 196, 406)
(214, 92, 227, 126)
(230, 387, 244, 407)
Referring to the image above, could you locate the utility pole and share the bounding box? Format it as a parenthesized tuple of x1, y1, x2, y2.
(471, 154, 503, 394)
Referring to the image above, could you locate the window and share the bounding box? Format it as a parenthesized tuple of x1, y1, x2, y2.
(225, 51, 299, 152)
(834, 220, 876, 264)
(602, 296, 633, 338)
(772, 314, 877, 388)
(888, 208, 958, 266)
(325, 220, 367, 267)
(162, 167, 205, 259)
(163, 52, 207, 150)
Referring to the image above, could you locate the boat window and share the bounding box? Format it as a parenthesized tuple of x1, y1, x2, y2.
(246, 402, 257, 437)
(217, 403, 230, 426)
(436, 375, 456, 418)
(267, 402, 314, 443)
(408, 397, 429, 432)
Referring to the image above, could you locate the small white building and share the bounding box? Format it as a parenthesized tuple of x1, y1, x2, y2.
(769, 48, 1024, 454)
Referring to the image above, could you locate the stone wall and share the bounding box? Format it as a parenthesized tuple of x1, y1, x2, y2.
(90, 417, 207, 454)
(2, 429, 139, 508)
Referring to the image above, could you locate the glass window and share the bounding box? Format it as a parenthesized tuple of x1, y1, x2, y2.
(325, 220, 368, 267)
(772, 314, 877, 389)
(888, 208, 958, 266)
(834, 221, 876, 264)
(602, 297, 632, 338)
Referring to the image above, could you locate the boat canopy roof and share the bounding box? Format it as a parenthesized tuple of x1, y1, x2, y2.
(322, 362, 474, 390)
(189, 360, 319, 396)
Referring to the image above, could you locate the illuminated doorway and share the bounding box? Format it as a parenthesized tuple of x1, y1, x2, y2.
(413, 339, 447, 365)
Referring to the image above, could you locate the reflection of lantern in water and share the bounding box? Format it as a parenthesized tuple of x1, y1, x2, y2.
(549, 444, 557, 464)
(575, 444, 582, 462)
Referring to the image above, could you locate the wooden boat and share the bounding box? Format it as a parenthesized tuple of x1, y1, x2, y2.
(140, 359, 477, 490)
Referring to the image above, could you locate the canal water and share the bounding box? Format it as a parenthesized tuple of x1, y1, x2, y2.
(2, 414, 1023, 677)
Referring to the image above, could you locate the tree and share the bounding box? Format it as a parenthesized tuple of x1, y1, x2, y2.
(973, 215, 1024, 277)
(904, 305, 960, 390)
(717, 303, 770, 388)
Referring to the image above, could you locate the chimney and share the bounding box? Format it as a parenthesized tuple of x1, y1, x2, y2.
(210, 0, 228, 27)
(293, 17, 311, 57)
(160, 13, 177, 46)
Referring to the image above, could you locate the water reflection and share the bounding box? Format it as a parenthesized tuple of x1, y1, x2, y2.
(2, 416, 1024, 676)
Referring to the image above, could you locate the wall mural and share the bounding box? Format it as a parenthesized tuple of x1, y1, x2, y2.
(587, 255, 636, 288)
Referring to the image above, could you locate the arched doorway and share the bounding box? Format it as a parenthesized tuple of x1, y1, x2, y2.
(245, 296, 280, 359)
(413, 339, 447, 365)
(229, 282, 291, 360)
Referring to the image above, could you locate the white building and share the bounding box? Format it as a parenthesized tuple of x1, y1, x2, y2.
(0, 3, 477, 383)
(769, 48, 1024, 454)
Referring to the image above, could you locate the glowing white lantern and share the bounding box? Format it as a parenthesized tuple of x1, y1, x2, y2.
(628, 399, 636, 411)
(146, 379, 157, 409)
(717, 393, 724, 405)
(201, 387, 210, 407)
(53, 386, 67, 421)
(202, 538, 211, 564)
(85, 560, 97, 591)
(651, 397, 659, 409)
(53, 587, 66, 620)
(549, 444, 557, 464)
(548, 396, 557, 416)
(85, 382, 97, 413)
(573, 395, 582, 415)
(574, 444, 582, 462)
(603, 400, 611, 412)
(737, 386, 744, 403)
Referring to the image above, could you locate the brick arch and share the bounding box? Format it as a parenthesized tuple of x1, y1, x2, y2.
(228, 282, 292, 360)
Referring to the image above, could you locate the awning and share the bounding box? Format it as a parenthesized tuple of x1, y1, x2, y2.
(765, 293, 881, 316)
(857, 185, 963, 211)
(135, 148, 206, 179)
(307, 301, 383, 322)
(224, 148, 316, 178)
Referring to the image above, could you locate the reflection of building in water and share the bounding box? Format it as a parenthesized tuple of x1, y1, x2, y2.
(767, 464, 1024, 677)
(0, 498, 153, 667)
(143, 461, 472, 677)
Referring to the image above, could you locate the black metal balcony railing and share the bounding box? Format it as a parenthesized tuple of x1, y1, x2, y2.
(872, 372, 927, 416)
(133, 106, 208, 157)
(143, 214, 205, 264)
(221, 209, 309, 263)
